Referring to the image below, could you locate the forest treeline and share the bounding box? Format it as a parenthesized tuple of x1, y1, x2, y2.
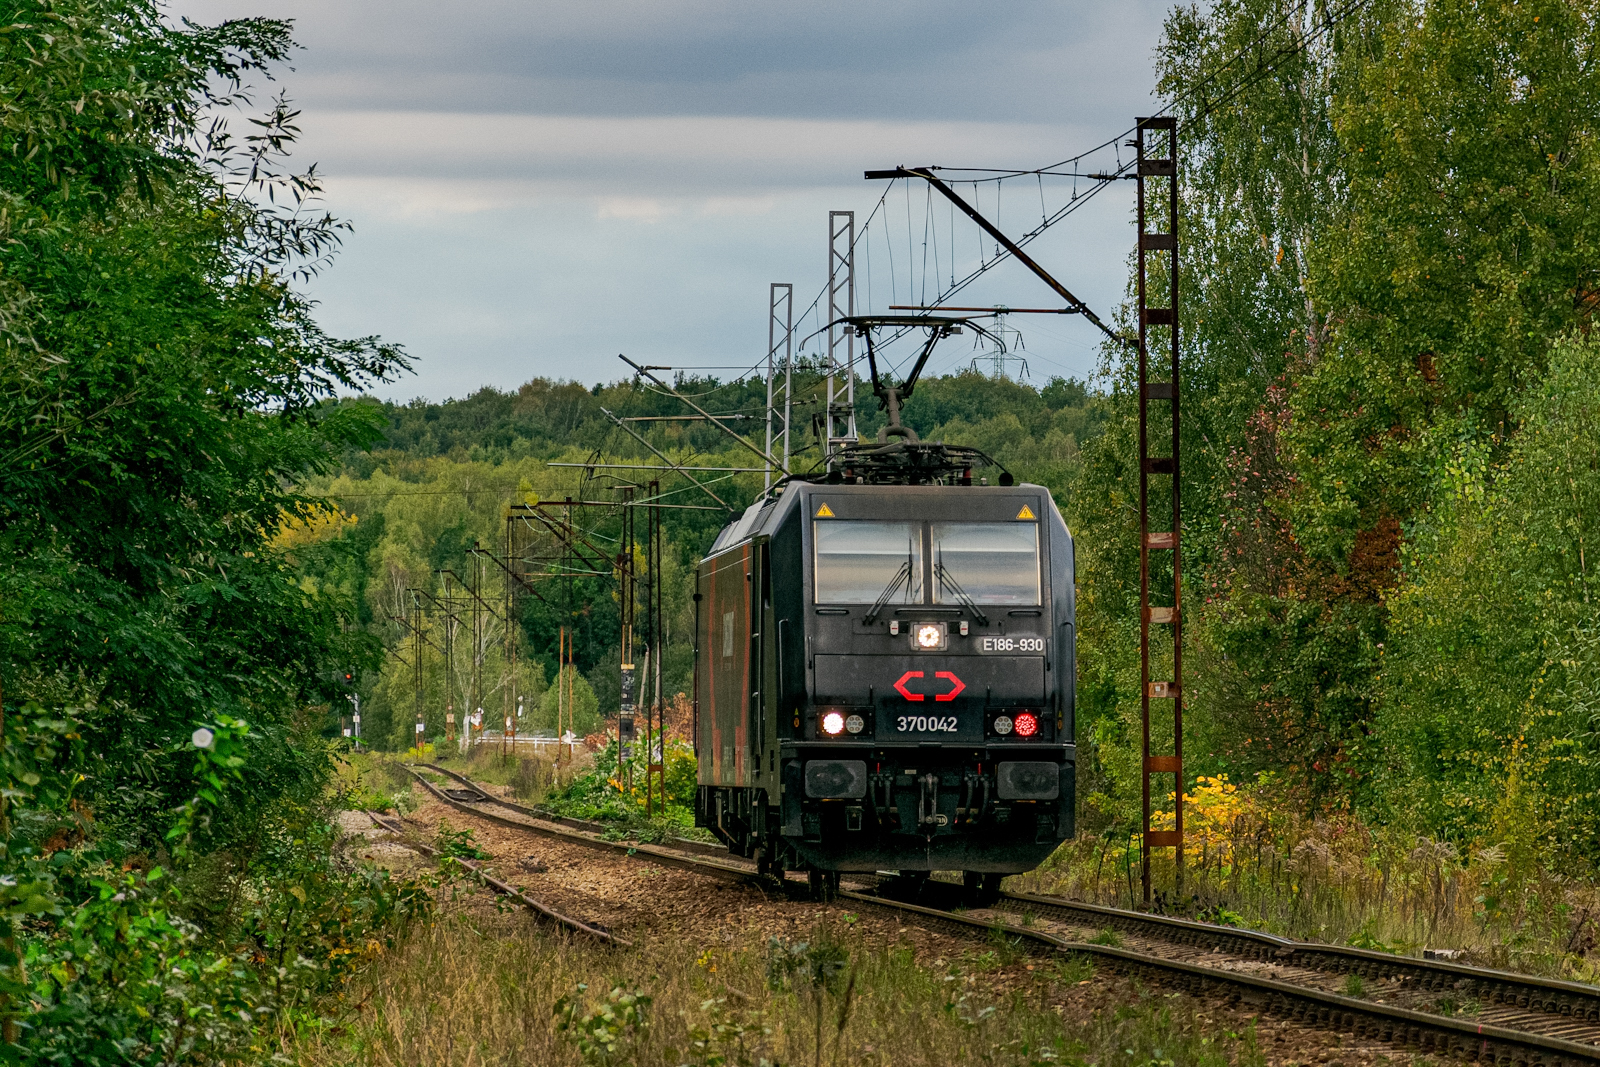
(320, 369, 1106, 748)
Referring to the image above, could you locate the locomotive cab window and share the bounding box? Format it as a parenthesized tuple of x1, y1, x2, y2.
(931, 522, 1041, 605)
(813, 521, 924, 604)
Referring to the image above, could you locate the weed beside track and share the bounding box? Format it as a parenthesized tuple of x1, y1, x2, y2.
(287, 903, 1291, 1067)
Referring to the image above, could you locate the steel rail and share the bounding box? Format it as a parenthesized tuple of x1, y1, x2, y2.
(363, 809, 628, 945)
(991, 891, 1600, 1047)
(417, 762, 731, 858)
(402, 764, 1600, 1063)
(837, 889, 1600, 1066)
(424, 765, 1600, 1023)
(402, 765, 750, 880)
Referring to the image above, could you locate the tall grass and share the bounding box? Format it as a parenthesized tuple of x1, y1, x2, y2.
(285, 911, 1264, 1067)
(419, 743, 585, 803)
(1013, 777, 1600, 980)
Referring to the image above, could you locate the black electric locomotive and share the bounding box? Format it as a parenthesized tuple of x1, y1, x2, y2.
(693, 317, 1075, 901)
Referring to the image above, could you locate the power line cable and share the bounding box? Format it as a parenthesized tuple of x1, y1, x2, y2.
(930, 0, 1377, 181)
(865, 0, 1376, 373)
(759, 0, 1375, 408)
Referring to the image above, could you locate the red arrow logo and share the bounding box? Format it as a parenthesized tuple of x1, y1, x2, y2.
(895, 670, 966, 702)
(934, 671, 966, 702)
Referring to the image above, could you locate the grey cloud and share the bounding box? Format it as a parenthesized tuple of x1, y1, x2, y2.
(291, 111, 1105, 194)
(170, 0, 1168, 401)
(184, 0, 1167, 123)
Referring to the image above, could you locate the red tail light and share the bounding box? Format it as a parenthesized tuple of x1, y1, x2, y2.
(1013, 711, 1039, 738)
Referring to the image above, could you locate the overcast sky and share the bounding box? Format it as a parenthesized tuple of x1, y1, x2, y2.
(175, 0, 1173, 401)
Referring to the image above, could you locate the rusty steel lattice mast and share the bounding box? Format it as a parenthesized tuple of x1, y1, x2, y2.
(1137, 116, 1182, 904)
(618, 487, 636, 784)
(413, 593, 426, 745)
(643, 481, 665, 813)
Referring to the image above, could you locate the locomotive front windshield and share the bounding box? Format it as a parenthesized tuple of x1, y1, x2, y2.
(813, 521, 925, 603)
(812, 519, 1041, 605)
(932, 522, 1041, 605)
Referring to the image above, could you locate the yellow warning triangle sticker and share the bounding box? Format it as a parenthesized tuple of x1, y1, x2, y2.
(815, 503, 834, 518)
(1016, 504, 1036, 520)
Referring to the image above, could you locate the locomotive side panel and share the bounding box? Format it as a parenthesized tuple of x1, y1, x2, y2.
(1050, 504, 1076, 840)
(698, 544, 751, 787)
(1049, 506, 1076, 751)
(770, 508, 806, 732)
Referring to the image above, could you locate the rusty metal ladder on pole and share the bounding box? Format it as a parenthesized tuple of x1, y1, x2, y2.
(1137, 116, 1183, 905)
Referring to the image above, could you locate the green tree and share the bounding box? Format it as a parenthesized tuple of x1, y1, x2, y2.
(0, 0, 411, 1056)
(1076, 0, 1600, 831)
(1072, 0, 1380, 818)
(1292, 0, 1600, 563)
(539, 666, 601, 737)
(1376, 333, 1600, 862)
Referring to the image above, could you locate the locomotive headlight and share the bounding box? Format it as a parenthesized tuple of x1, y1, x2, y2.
(1013, 712, 1040, 738)
(915, 623, 944, 649)
(992, 715, 1014, 735)
(821, 711, 846, 736)
(845, 713, 865, 734)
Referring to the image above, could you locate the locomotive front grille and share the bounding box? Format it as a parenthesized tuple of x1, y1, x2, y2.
(996, 761, 1061, 800)
(805, 759, 868, 799)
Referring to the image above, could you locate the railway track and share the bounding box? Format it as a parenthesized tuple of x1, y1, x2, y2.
(982, 891, 1600, 1051)
(397, 762, 1600, 1065)
(363, 807, 627, 945)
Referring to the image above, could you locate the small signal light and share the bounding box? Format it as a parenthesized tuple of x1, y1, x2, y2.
(822, 711, 846, 736)
(992, 715, 1014, 736)
(1013, 712, 1040, 738)
(845, 713, 865, 734)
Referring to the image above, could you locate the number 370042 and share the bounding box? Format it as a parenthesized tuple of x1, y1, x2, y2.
(896, 715, 958, 733)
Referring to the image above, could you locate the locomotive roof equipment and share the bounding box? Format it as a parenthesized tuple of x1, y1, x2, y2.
(804, 314, 1018, 489)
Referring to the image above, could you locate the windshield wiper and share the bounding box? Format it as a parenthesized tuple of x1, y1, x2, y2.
(863, 560, 912, 625)
(934, 558, 989, 626)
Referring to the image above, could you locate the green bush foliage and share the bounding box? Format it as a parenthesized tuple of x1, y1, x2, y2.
(540, 739, 699, 837)
(1376, 334, 1600, 862)
(0, 1, 426, 1061)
